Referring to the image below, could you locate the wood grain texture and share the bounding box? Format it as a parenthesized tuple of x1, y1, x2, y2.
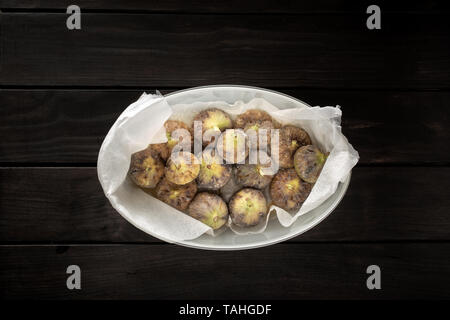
(1, 13, 449, 88)
(1, 243, 449, 299)
(1, 167, 449, 243)
(1, 89, 449, 164)
(1, 0, 449, 13)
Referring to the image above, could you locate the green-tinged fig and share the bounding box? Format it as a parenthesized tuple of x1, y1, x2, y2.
(244, 120, 274, 150)
(235, 109, 273, 129)
(165, 151, 200, 185)
(129, 147, 165, 188)
(156, 178, 197, 211)
(193, 108, 233, 145)
(274, 125, 312, 168)
(216, 129, 249, 164)
(294, 145, 327, 183)
(164, 120, 193, 154)
(270, 168, 312, 212)
(188, 192, 229, 230)
(197, 150, 231, 190)
(229, 188, 268, 227)
(235, 152, 275, 189)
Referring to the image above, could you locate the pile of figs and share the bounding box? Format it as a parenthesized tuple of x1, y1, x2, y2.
(128, 108, 328, 230)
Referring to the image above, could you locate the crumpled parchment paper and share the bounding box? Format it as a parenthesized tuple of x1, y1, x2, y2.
(98, 92, 359, 242)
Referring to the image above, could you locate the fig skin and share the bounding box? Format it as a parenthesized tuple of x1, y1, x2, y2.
(244, 120, 274, 151)
(165, 151, 200, 185)
(270, 168, 312, 212)
(188, 192, 229, 230)
(274, 125, 312, 168)
(235, 153, 274, 189)
(216, 129, 249, 164)
(156, 178, 197, 211)
(229, 188, 268, 227)
(294, 145, 327, 183)
(148, 143, 170, 161)
(219, 168, 242, 203)
(129, 147, 165, 188)
(164, 120, 193, 154)
(197, 150, 232, 190)
(193, 108, 233, 146)
(235, 109, 273, 129)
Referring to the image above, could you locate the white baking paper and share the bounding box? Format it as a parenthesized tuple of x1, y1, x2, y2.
(97, 92, 359, 242)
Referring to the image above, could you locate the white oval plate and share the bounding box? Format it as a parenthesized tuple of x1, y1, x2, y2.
(158, 85, 351, 250)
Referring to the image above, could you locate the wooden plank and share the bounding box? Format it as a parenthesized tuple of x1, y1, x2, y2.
(1, 0, 448, 13)
(0, 90, 129, 163)
(1, 13, 449, 88)
(1, 167, 449, 243)
(1, 243, 449, 299)
(1, 89, 449, 164)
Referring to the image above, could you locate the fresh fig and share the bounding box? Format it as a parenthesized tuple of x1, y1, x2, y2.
(148, 143, 170, 161)
(188, 192, 229, 230)
(219, 168, 242, 203)
(270, 168, 312, 212)
(129, 147, 165, 188)
(156, 178, 197, 211)
(235, 152, 274, 189)
(275, 125, 312, 168)
(197, 150, 232, 190)
(294, 145, 327, 183)
(165, 151, 200, 185)
(229, 188, 268, 227)
(234, 109, 273, 129)
(193, 108, 233, 146)
(164, 120, 193, 154)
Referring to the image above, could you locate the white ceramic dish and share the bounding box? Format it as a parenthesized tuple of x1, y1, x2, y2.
(155, 85, 352, 250)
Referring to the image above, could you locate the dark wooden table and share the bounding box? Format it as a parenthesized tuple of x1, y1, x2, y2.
(1, 1, 449, 299)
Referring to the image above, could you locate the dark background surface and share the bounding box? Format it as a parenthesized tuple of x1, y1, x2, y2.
(0, 0, 449, 299)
